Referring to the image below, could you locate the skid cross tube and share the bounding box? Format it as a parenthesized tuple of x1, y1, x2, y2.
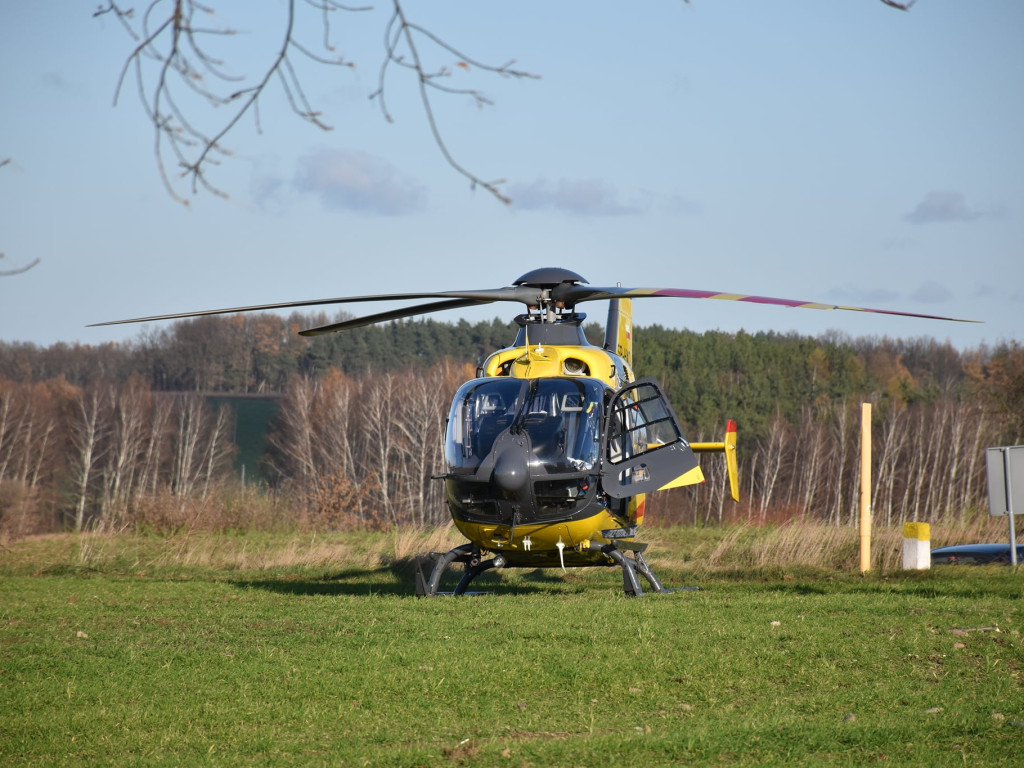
(454, 555, 505, 595)
(415, 541, 675, 597)
(590, 542, 668, 597)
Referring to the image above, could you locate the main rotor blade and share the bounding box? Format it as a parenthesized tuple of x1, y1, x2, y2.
(88, 287, 541, 328)
(299, 299, 494, 336)
(554, 284, 981, 323)
(89, 271, 980, 332)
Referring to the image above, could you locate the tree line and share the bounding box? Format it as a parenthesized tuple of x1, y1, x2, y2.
(0, 315, 1020, 535)
(0, 313, 517, 394)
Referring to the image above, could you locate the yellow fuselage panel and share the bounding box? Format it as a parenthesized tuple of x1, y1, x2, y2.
(482, 345, 629, 387)
(453, 511, 632, 567)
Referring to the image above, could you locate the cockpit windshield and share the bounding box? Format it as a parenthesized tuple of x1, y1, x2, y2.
(446, 378, 524, 469)
(445, 377, 605, 473)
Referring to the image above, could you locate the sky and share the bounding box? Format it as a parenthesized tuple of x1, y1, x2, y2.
(1, 0, 1022, 352)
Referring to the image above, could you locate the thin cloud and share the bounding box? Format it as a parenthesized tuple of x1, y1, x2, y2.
(250, 172, 286, 209)
(293, 149, 426, 215)
(828, 285, 902, 306)
(910, 280, 953, 304)
(661, 192, 702, 216)
(508, 178, 641, 216)
(880, 235, 915, 251)
(40, 72, 72, 92)
(830, 282, 957, 308)
(904, 190, 982, 224)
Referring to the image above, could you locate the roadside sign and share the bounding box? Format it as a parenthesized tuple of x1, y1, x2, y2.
(986, 445, 1024, 568)
(986, 446, 1024, 517)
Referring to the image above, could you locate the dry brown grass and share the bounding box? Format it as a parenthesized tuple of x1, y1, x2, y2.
(145, 523, 464, 573)
(1, 523, 469, 576)
(390, 521, 463, 562)
(141, 532, 374, 572)
(129, 486, 295, 533)
(3, 512, 1016, 578)
(0, 480, 58, 539)
(644, 515, 1017, 574)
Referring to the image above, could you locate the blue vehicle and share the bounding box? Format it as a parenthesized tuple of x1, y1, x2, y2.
(931, 543, 1024, 565)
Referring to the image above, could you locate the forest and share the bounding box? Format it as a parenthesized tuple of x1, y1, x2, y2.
(0, 312, 1021, 536)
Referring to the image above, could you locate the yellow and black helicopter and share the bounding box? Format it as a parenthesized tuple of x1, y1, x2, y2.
(94, 267, 974, 596)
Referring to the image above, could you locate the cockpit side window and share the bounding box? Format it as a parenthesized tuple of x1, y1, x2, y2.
(446, 379, 525, 468)
(599, 378, 697, 499)
(606, 382, 683, 465)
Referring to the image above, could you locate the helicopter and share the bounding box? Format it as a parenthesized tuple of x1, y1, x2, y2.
(92, 266, 976, 596)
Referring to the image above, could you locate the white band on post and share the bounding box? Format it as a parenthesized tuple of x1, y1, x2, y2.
(902, 522, 931, 570)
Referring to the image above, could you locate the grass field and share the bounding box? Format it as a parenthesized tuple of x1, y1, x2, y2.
(2, 528, 1022, 766)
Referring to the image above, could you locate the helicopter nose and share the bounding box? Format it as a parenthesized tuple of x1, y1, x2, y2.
(492, 446, 529, 493)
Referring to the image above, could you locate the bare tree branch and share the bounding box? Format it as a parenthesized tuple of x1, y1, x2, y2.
(95, 0, 363, 203)
(95, 0, 536, 206)
(0, 158, 41, 276)
(0, 255, 41, 277)
(369, 1, 539, 204)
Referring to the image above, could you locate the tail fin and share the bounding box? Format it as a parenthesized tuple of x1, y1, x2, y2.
(604, 298, 633, 368)
(690, 420, 740, 502)
(724, 419, 739, 502)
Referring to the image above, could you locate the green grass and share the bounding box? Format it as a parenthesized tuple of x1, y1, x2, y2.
(1, 531, 1022, 766)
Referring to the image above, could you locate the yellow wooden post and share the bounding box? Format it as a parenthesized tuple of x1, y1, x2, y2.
(860, 402, 872, 573)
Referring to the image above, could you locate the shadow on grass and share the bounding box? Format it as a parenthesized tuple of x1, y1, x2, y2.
(232, 567, 413, 597)
(229, 560, 582, 597)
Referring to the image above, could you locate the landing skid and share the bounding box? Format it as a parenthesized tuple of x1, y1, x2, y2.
(589, 541, 667, 597)
(414, 541, 689, 597)
(414, 544, 489, 597)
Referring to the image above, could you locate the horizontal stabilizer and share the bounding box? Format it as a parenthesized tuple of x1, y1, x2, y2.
(690, 420, 739, 502)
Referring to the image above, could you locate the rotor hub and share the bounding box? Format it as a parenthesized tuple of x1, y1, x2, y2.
(512, 267, 587, 289)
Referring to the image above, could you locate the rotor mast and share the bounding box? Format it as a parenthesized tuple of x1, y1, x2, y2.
(513, 267, 588, 325)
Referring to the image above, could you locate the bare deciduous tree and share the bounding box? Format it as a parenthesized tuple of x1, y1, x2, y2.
(0, 383, 18, 484)
(137, 391, 173, 498)
(269, 375, 319, 492)
(69, 385, 110, 531)
(391, 364, 456, 526)
(268, 369, 383, 527)
(102, 377, 152, 521)
(794, 406, 829, 517)
(875, 403, 909, 526)
(757, 412, 788, 519)
(170, 393, 232, 500)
